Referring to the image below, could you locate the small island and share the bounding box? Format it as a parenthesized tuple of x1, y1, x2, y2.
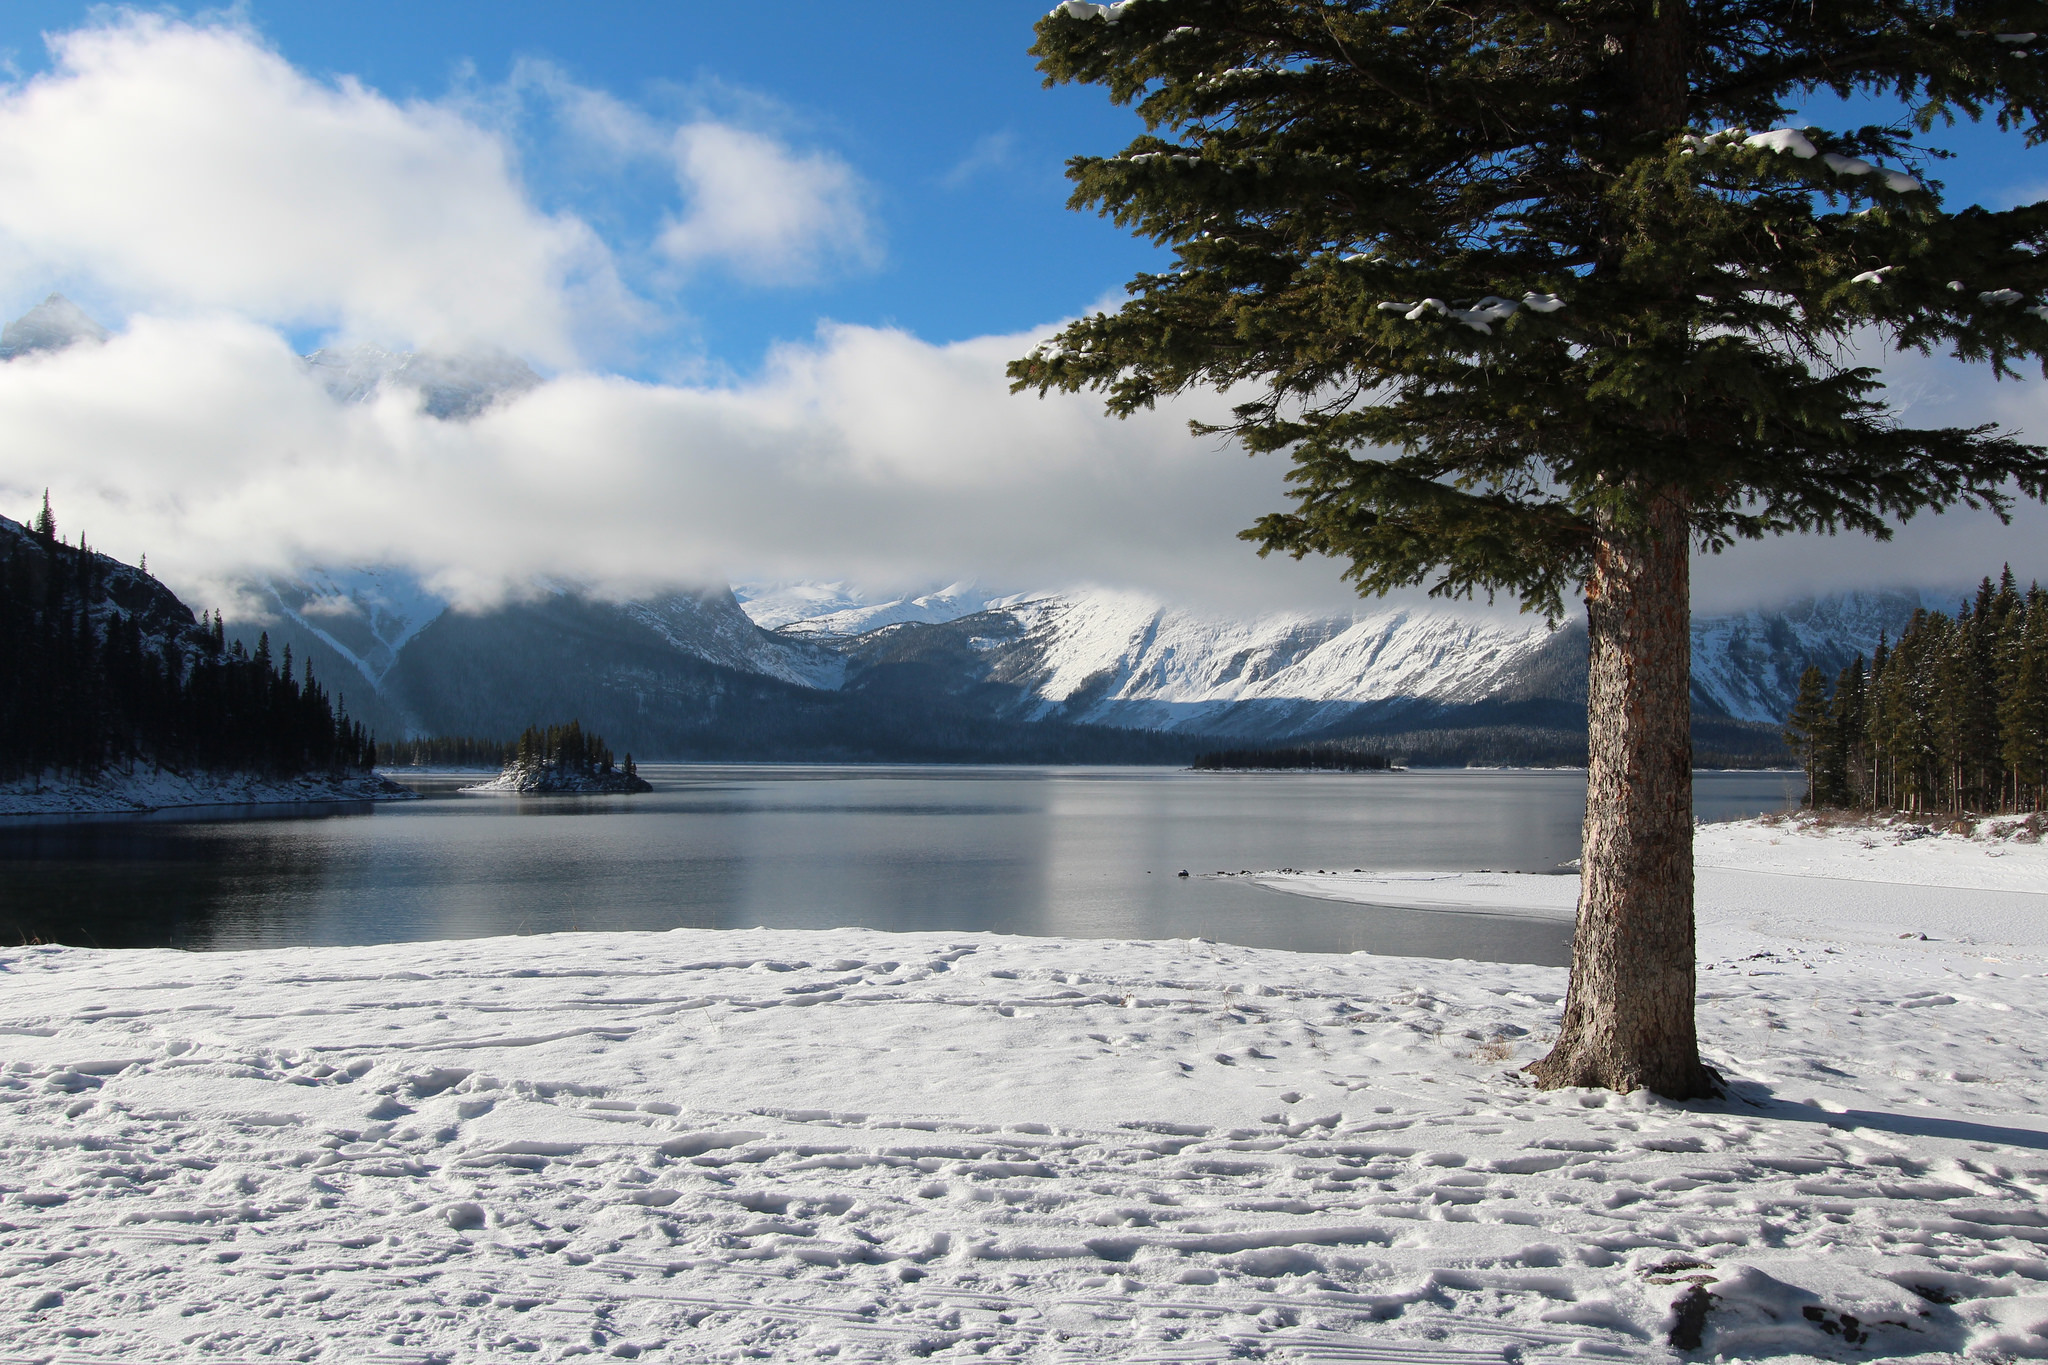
(471, 720, 651, 795)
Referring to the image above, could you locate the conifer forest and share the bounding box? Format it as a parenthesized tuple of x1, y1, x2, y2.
(0, 506, 375, 782)
(1783, 569, 2048, 815)
(375, 735, 515, 769)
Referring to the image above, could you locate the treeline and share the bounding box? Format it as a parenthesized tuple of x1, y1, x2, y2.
(376, 735, 514, 768)
(1193, 745, 1390, 771)
(1784, 568, 2048, 813)
(1, 507, 374, 781)
(514, 720, 636, 779)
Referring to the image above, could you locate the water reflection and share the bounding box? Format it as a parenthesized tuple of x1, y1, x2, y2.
(0, 766, 1798, 963)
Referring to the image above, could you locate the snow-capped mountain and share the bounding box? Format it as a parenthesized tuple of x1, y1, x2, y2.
(1690, 590, 1933, 723)
(734, 581, 999, 636)
(620, 590, 844, 690)
(304, 345, 541, 420)
(0, 294, 108, 360)
(897, 590, 1563, 739)
(216, 555, 1948, 761)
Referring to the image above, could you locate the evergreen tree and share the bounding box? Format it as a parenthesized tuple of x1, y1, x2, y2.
(2002, 586, 2048, 808)
(1819, 656, 1867, 807)
(1784, 665, 1832, 805)
(1012, 2, 2048, 1096)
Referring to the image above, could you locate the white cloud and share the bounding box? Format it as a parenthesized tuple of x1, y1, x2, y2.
(0, 15, 626, 362)
(943, 131, 1017, 188)
(0, 309, 1363, 618)
(1, 306, 2042, 625)
(658, 123, 877, 283)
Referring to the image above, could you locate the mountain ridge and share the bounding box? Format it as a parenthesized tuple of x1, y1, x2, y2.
(218, 565, 1941, 764)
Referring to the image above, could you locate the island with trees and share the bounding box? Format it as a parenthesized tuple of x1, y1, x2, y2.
(471, 720, 652, 794)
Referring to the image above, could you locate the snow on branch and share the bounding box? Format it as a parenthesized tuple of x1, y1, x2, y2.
(1375, 293, 1564, 334)
(1741, 128, 1923, 194)
(1736, 127, 1925, 193)
(1050, 0, 1137, 20)
(1684, 128, 1922, 193)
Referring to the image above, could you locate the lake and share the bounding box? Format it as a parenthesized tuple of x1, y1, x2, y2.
(0, 766, 1800, 965)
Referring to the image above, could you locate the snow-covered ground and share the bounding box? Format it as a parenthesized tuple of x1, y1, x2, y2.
(0, 769, 414, 817)
(2, 819, 2045, 1362)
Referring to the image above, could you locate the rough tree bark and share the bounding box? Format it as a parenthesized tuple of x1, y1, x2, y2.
(1528, 492, 1720, 1098)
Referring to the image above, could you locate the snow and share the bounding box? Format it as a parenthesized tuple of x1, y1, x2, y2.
(621, 590, 846, 692)
(0, 769, 413, 817)
(1380, 294, 1564, 334)
(257, 567, 452, 690)
(1980, 289, 2025, 307)
(993, 590, 1560, 736)
(0, 293, 109, 361)
(1745, 128, 1819, 159)
(754, 583, 999, 641)
(1049, 0, 1135, 21)
(1741, 130, 1921, 194)
(1849, 268, 1896, 285)
(1688, 589, 1932, 724)
(5, 821, 2046, 1361)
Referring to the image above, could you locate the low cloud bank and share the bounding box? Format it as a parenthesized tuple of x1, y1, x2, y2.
(0, 311, 1362, 617)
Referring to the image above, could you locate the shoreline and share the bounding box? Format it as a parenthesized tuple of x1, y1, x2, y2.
(0, 768, 416, 818)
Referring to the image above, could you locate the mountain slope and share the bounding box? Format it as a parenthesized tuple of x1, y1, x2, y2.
(0, 294, 107, 360)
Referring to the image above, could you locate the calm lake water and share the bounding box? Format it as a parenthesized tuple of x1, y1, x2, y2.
(0, 766, 1801, 965)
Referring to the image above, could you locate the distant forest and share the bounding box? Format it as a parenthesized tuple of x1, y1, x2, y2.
(1784, 569, 2048, 814)
(0, 503, 375, 782)
(1192, 745, 1390, 771)
(376, 735, 514, 768)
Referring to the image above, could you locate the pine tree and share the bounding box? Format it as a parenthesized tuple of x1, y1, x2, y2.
(1821, 657, 1867, 807)
(1784, 665, 1833, 806)
(2002, 586, 2048, 810)
(1012, 2, 2048, 1096)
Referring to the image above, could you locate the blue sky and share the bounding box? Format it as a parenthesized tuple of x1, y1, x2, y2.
(0, 3, 2043, 612)
(1, 1, 1172, 376)
(3, 3, 2039, 379)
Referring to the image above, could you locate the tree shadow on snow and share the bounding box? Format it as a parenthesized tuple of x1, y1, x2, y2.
(1725, 1082, 2048, 1152)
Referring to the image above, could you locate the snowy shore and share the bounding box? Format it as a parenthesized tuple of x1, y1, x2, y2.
(1, 818, 2044, 1362)
(0, 769, 415, 817)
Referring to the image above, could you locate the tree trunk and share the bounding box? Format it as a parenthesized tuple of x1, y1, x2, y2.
(1528, 492, 1720, 1099)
